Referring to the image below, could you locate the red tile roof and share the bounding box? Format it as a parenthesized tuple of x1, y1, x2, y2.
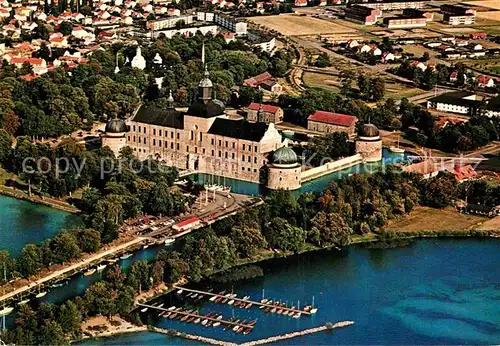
(307, 110, 357, 127)
(477, 75, 494, 85)
(174, 216, 200, 228)
(403, 159, 437, 176)
(248, 102, 280, 113)
(453, 164, 476, 181)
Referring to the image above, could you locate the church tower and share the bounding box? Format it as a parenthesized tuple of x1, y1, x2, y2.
(198, 66, 213, 103)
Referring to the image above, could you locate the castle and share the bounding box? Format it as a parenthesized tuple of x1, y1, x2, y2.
(102, 64, 382, 191)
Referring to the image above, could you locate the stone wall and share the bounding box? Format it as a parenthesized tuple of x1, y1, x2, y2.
(300, 154, 363, 182)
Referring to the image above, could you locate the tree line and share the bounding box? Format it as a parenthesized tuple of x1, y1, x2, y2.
(0, 143, 190, 282)
(0, 33, 295, 139)
(399, 98, 500, 153)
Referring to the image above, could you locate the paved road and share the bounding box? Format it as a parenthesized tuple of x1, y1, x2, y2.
(293, 37, 414, 84)
(0, 237, 145, 303)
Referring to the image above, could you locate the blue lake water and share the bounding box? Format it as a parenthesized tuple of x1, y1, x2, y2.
(82, 239, 500, 345)
(188, 149, 409, 196)
(0, 195, 82, 257)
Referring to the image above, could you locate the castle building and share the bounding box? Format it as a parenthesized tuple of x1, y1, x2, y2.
(355, 123, 383, 162)
(112, 67, 283, 184)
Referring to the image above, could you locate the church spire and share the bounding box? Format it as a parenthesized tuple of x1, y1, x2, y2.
(167, 89, 174, 109)
(114, 53, 119, 74)
(201, 41, 205, 65)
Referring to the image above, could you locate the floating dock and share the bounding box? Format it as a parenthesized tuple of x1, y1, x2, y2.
(137, 303, 256, 330)
(174, 286, 316, 316)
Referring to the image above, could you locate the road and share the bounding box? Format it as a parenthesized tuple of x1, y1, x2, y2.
(0, 237, 146, 303)
(293, 37, 414, 84)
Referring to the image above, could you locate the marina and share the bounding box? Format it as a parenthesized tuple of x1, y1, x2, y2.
(137, 303, 257, 332)
(174, 286, 317, 316)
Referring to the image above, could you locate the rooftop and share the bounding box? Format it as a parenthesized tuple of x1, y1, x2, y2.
(132, 104, 184, 129)
(308, 110, 357, 127)
(208, 118, 269, 141)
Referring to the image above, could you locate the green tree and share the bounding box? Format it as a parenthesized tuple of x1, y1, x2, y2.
(309, 212, 352, 247)
(369, 77, 385, 101)
(58, 21, 73, 36)
(38, 320, 68, 345)
(263, 217, 305, 252)
(57, 300, 82, 338)
(18, 244, 43, 277)
(75, 228, 101, 253)
(0, 128, 12, 165)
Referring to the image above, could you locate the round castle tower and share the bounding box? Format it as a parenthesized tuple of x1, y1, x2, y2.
(266, 146, 301, 191)
(355, 123, 382, 162)
(102, 117, 129, 157)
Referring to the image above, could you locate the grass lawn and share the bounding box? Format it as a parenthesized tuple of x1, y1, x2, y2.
(384, 206, 487, 232)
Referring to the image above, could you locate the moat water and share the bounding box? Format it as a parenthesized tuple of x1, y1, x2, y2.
(80, 239, 500, 345)
(188, 149, 409, 196)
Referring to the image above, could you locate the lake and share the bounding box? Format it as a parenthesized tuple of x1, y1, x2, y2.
(82, 238, 500, 345)
(0, 195, 82, 257)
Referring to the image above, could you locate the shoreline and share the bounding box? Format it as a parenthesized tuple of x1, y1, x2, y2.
(0, 185, 79, 214)
(75, 233, 500, 344)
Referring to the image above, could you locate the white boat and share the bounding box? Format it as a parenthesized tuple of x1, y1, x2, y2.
(209, 296, 217, 302)
(167, 306, 176, 311)
(164, 238, 175, 246)
(260, 299, 268, 304)
(293, 312, 301, 319)
(141, 307, 148, 312)
(201, 319, 208, 326)
(232, 325, 240, 332)
(228, 299, 235, 305)
(213, 322, 221, 327)
(389, 146, 405, 154)
(83, 268, 96, 276)
(35, 291, 47, 299)
(310, 308, 318, 314)
(120, 253, 132, 260)
(0, 306, 14, 316)
(243, 295, 250, 300)
(157, 303, 164, 308)
(143, 244, 149, 249)
(177, 289, 183, 294)
(18, 299, 30, 306)
(389, 137, 405, 154)
(217, 315, 223, 320)
(191, 293, 198, 298)
(96, 264, 107, 271)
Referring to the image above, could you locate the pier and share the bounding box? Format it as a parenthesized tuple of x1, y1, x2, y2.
(137, 303, 256, 329)
(174, 286, 315, 316)
(149, 321, 354, 346)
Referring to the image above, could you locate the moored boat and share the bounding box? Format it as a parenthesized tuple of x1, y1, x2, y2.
(228, 299, 235, 305)
(96, 264, 107, 271)
(35, 291, 47, 299)
(164, 238, 175, 246)
(119, 253, 132, 260)
(194, 317, 201, 324)
(0, 306, 14, 316)
(141, 307, 148, 313)
(18, 299, 30, 306)
(177, 289, 183, 294)
(83, 268, 96, 276)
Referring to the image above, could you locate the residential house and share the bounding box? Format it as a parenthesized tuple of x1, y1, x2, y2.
(243, 72, 282, 93)
(477, 75, 495, 88)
